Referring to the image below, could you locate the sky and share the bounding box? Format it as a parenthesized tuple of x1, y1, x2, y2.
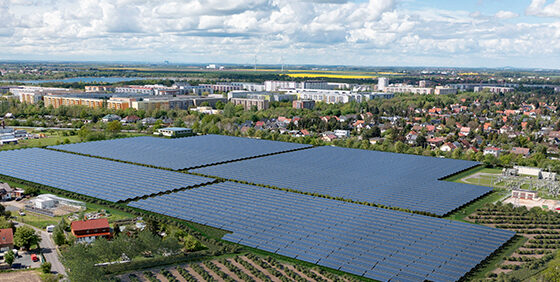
(1, 0, 560, 68)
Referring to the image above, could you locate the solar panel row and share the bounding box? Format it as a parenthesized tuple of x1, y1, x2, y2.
(192, 146, 491, 215)
(0, 148, 214, 202)
(129, 182, 515, 282)
(50, 135, 312, 170)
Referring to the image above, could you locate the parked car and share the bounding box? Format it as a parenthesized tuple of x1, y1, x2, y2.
(31, 254, 38, 262)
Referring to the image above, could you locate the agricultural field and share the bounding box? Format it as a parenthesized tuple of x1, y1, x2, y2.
(285, 73, 377, 79)
(0, 270, 42, 282)
(119, 254, 361, 282)
(467, 202, 560, 280)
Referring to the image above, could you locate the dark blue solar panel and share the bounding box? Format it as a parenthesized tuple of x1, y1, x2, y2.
(0, 148, 214, 202)
(192, 146, 490, 215)
(128, 181, 514, 281)
(50, 135, 311, 170)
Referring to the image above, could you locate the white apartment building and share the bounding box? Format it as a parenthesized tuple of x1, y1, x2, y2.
(384, 84, 434, 95)
(264, 81, 299, 91)
(377, 77, 389, 91)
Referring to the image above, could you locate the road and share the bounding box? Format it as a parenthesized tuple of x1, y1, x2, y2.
(14, 221, 67, 276)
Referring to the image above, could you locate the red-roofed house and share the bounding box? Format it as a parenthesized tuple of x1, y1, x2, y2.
(0, 228, 13, 251)
(425, 125, 436, 132)
(71, 218, 112, 243)
(427, 137, 445, 147)
(511, 147, 530, 157)
(440, 142, 457, 152)
(459, 127, 471, 137)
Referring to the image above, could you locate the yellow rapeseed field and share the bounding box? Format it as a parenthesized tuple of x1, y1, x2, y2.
(286, 73, 377, 79)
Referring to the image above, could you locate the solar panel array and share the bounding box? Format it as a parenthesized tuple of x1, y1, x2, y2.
(50, 135, 312, 170)
(129, 182, 515, 282)
(0, 148, 214, 202)
(192, 146, 490, 215)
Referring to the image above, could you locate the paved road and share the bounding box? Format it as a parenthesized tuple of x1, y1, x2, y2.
(14, 221, 67, 276)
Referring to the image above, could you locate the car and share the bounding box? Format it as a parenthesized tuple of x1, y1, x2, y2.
(11, 249, 18, 257)
(30, 254, 38, 262)
(18, 211, 25, 216)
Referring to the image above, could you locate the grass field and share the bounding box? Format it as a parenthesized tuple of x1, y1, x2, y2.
(444, 190, 506, 222)
(0, 134, 82, 151)
(444, 166, 502, 186)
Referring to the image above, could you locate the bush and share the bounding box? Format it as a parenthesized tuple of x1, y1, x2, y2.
(41, 262, 52, 274)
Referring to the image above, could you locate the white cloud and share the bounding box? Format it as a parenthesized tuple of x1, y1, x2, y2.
(0, 0, 559, 68)
(527, 0, 560, 17)
(495, 10, 518, 19)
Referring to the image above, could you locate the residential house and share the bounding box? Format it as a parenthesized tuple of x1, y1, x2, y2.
(483, 146, 503, 157)
(121, 115, 140, 124)
(511, 147, 530, 157)
(440, 142, 458, 152)
(71, 218, 112, 243)
(334, 130, 350, 138)
(427, 137, 445, 147)
(0, 229, 13, 251)
(406, 131, 418, 145)
(459, 127, 471, 137)
(141, 117, 157, 125)
(101, 114, 121, 122)
(0, 183, 23, 200)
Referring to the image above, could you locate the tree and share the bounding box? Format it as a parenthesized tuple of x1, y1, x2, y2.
(4, 250, 14, 266)
(113, 223, 121, 237)
(41, 262, 52, 274)
(106, 120, 122, 134)
(78, 126, 92, 140)
(24, 186, 40, 196)
(145, 219, 161, 235)
(53, 227, 66, 246)
(14, 226, 41, 250)
(223, 103, 235, 118)
(182, 234, 203, 252)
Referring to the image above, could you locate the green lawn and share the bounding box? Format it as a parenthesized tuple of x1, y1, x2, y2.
(445, 166, 503, 186)
(16, 212, 61, 229)
(85, 202, 136, 223)
(0, 130, 146, 151)
(444, 190, 506, 222)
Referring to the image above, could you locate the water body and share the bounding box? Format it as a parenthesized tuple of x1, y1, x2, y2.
(1, 77, 151, 84)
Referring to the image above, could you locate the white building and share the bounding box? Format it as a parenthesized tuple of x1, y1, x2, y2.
(334, 130, 350, 138)
(474, 86, 514, 93)
(264, 81, 299, 91)
(378, 77, 389, 91)
(384, 84, 434, 95)
(302, 80, 331, 90)
(293, 89, 392, 104)
(434, 86, 458, 95)
(156, 127, 193, 137)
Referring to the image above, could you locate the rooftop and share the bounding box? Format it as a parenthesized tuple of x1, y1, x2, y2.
(0, 228, 13, 245)
(71, 218, 109, 232)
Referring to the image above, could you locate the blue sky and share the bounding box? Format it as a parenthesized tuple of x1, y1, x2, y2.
(1, 0, 559, 68)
